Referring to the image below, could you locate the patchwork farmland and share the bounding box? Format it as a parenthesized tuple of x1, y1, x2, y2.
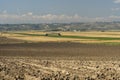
(0, 31, 120, 80)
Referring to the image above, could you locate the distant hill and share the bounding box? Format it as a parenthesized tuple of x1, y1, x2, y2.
(0, 22, 120, 31)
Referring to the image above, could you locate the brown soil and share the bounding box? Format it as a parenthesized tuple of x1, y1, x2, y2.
(0, 37, 26, 44)
(1, 58, 120, 80)
(0, 40, 120, 57)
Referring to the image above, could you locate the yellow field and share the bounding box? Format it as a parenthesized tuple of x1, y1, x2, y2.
(1, 31, 120, 44)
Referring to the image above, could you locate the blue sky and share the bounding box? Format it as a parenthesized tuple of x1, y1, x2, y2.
(0, 0, 120, 23)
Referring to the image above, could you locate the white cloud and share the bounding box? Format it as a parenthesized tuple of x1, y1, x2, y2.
(27, 12, 33, 16)
(0, 13, 119, 23)
(109, 15, 120, 19)
(0, 13, 83, 23)
(114, 0, 120, 3)
(111, 8, 120, 11)
(3, 10, 7, 14)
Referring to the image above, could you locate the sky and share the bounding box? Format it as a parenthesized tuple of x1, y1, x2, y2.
(0, 0, 120, 23)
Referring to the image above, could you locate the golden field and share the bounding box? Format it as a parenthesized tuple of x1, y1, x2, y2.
(1, 31, 120, 44)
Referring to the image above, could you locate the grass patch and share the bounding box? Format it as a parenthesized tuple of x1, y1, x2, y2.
(49, 35, 120, 40)
(103, 42, 120, 46)
(14, 33, 45, 36)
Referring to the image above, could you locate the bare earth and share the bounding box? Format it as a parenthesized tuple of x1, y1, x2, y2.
(0, 41, 120, 57)
(1, 57, 120, 80)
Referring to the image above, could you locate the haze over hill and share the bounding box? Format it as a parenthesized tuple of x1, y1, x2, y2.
(0, 22, 120, 31)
